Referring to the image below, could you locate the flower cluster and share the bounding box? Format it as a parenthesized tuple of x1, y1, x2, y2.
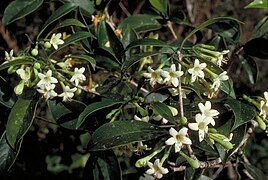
(260, 92, 268, 120)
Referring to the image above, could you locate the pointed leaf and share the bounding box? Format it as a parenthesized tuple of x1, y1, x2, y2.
(245, 0, 268, 9)
(69, 54, 96, 70)
(76, 99, 124, 129)
(3, 0, 43, 25)
(69, 0, 94, 16)
(149, 0, 168, 15)
(91, 120, 167, 151)
(224, 99, 256, 131)
(151, 102, 177, 125)
(125, 38, 171, 51)
(0, 58, 33, 71)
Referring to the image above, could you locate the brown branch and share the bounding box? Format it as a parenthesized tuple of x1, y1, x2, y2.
(133, 0, 146, 15)
(119, 1, 131, 17)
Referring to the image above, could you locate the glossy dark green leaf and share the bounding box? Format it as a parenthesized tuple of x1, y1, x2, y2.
(121, 51, 161, 71)
(0, 77, 16, 108)
(54, 18, 86, 30)
(84, 150, 122, 180)
(50, 31, 94, 56)
(98, 21, 124, 62)
(149, 0, 168, 15)
(0, 58, 33, 71)
(180, 17, 242, 50)
(69, 54, 96, 70)
(145, 93, 168, 103)
(121, 27, 138, 48)
(151, 102, 177, 125)
(6, 92, 38, 149)
(245, 0, 268, 9)
(76, 99, 124, 129)
(252, 16, 268, 39)
(240, 55, 258, 84)
(0, 133, 21, 173)
(37, 3, 78, 39)
(215, 143, 226, 163)
(224, 99, 256, 131)
(91, 120, 167, 150)
(118, 14, 161, 33)
(125, 38, 171, 51)
(3, 0, 43, 25)
(244, 38, 268, 59)
(243, 164, 266, 180)
(69, 0, 94, 16)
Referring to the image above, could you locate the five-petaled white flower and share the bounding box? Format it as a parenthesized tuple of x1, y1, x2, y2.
(162, 64, 184, 87)
(260, 92, 268, 119)
(211, 71, 229, 91)
(16, 67, 31, 82)
(188, 59, 206, 83)
(198, 101, 219, 126)
(5, 49, 14, 61)
(216, 50, 229, 67)
(70, 67, 86, 86)
(143, 66, 164, 87)
(188, 114, 210, 142)
(58, 86, 77, 101)
(37, 70, 58, 89)
(134, 115, 150, 122)
(50, 33, 64, 50)
(165, 127, 192, 153)
(37, 84, 58, 100)
(146, 159, 168, 179)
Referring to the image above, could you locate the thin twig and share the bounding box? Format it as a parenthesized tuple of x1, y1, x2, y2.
(35, 116, 59, 126)
(133, 0, 146, 15)
(0, 22, 19, 53)
(119, 1, 131, 17)
(166, 21, 178, 40)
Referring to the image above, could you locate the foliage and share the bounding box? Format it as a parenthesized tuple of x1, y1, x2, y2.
(0, 0, 267, 179)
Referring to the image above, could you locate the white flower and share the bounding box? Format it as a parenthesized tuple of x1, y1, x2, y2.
(16, 67, 31, 82)
(104, 41, 110, 47)
(188, 59, 206, 83)
(188, 114, 210, 142)
(50, 33, 64, 50)
(216, 50, 229, 67)
(165, 127, 192, 153)
(5, 49, 14, 61)
(143, 66, 164, 87)
(58, 86, 77, 101)
(37, 84, 57, 100)
(198, 101, 219, 126)
(162, 64, 184, 87)
(260, 92, 268, 119)
(134, 115, 150, 122)
(70, 67, 86, 86)
(37, 70, 58, 89)
(211, 71, 229, 91)
(146, 159, 168, 179)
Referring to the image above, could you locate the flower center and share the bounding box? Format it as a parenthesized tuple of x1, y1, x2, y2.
(204, 110, 211, 117)
(193, 67, 200, 72)
(44, 76, 51, 82)
(198, 122, 206, 130)
(151, 72, 158, 79)
(176, 134, 184, 142)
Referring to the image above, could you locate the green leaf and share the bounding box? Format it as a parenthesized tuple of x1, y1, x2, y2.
(121, 27, 138, 48)
(0, 132, 21, 173)
(121, 51, 161, 71)
(252, 16, 268, 39)
(0, 77, 16, 108)
(37, 2, 78, 39)
(98, 21, 124, 62)
(149, 0, 168, 15)
(145, 93, 168, 103)
(125, 38, 171, 51)
(76, 99, 124, 129)
(180, 17, 242, 50)
(50, 31, 94, 56)
(3, 0, 43, 25)
(54, 18, 86, 30)
(69, 54, 96, 70)
(245, 0, 268, 9)
(6, 92, 38, 149)
(225, 99, 256, 131)
(84, 150, 122, 180)
(118, 14, 161, 33)
(151, 102, 177, 125)
(91, 120, 167, 150)
(243, 164, 266, 180)
(0, 58, 33, 71)
(70, 0, 94, 16)
(240, 55, 258, 84)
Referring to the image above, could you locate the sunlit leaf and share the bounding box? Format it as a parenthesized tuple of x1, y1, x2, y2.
(151, 102, 177, 125)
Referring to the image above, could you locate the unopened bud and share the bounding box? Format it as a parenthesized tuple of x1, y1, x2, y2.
(14, 81, 25, 95)
(44, 42, 51, 49)
(180, 116, 188, 125)
(256, 116, 267, 131)
(31, 49, 38, 56)
(34, 62, 41, 69)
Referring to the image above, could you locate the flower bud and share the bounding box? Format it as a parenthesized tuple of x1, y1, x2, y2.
(208, 128, 217, 133)
(14, 81, 25, 95)
(34, 62, 41, 69)
(179, 151, 200, 169)
(256, 115, 267, 131)
(179, 116, 188, 125)
(209, 133, 233, 150)
(44, 42, 51, 49)
(31, 49, 38, 56)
